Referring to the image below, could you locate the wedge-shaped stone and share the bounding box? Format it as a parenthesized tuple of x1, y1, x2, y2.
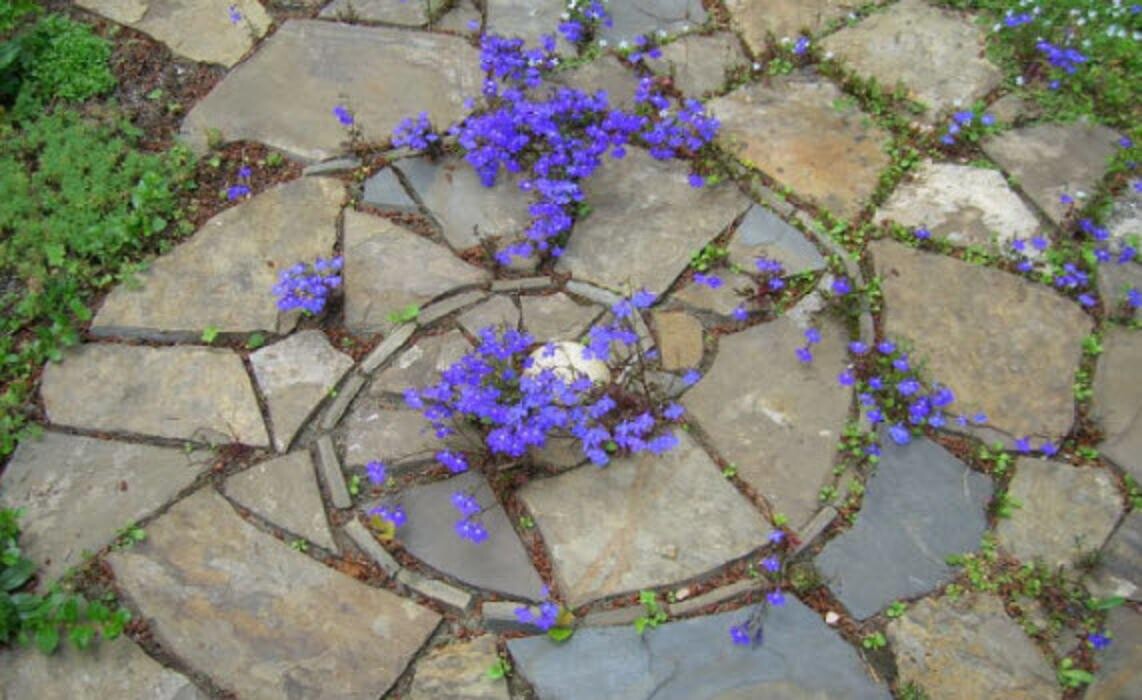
(0, 432, 211, 582)
(727, 204, 825, 274)
(519, 432, 769, 608)
(408, 636, 509, 700)
(225, 452, 336, 551)
(726, 0, 854, 54)
(339, 402, 445, 469)
(94, 178, 343, 339)
(109, 490, 441, 699)
(520, 293, 600, 342)
(41, 344, 269, 446)
(180, 21, 483, 160)
(369, 331, 471, 397)
(653, 32, 746, 98)
(1084, 514, 1141, 602)
(1092, 328, 1142, 482)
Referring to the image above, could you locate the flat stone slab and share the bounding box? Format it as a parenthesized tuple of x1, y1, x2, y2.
(727, 204, 825, 274)
(457, 295, 520, 337)
(558, 149, 749, 294)
(822, 0, 1002, 118)
(1106, 186, 1141, 247)
(109, 489, 441, 699)
(872, 240, 1092, 442)
(508, 602, 889, 699)
(1099, 262, 1142, 322)
(816, 436, 992, 620)
(41, 344, 269, 446)
(94, 178, 343, 339)
(486, 0, 569, 52)
(652, 310, 704, 370)
(0, 636, 204, 699)
(369, 330, 471, 397)
(654, 32, 746, 98)
(339, 401, 445, 469)
(1085, 514, 1140, 602)
(407, 636, 509, 700)
(726, 0, 854, 53)
(0, 432, 211, 582)
(320, 0, 429, 24)
(1092, 328, 1142, 481)
(520, 293, 600, 342)
(343, 209, 489, 334)
(674, 270, 755, 317)
(550, 56, 638, 111)
(373, 470, 545, 601)
(599, 0, 708, 44)
(518, 432, 769, 608)
(1086, 606, 1142, 700)
(180, 21, 483, 160)
(996, 458, 1121, 570)
(224, 451, 336, 551)
(684, 317, 851, 530)
(77, 0, 270, 67)
(983, 123, 1121, 227)
(887, 593, 1060, 699)
(362, 167, 419, 213)
(709, 76, 891, 218)
(251, 330, 354, 452)
(874, 162, 1042, 249)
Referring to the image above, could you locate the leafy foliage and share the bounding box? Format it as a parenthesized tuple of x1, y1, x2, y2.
(1, 13, 115, 112)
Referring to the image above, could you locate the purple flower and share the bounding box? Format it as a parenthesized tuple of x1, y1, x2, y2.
(1128, 287, 1142, 308)
(972, 412, 988, 425)
(793, 36, 810, 55)
(372, 504, 407, 528)
(1088, 632, 1112, 650)
(663, 403, 685, 421)
(838, 370, 855, 387)
(694, 273, 723, 289)
(981, 113, 996, 127)
(766, 589, 786, 606)
(932, 387, 956, 408)
(688, 173, 705, 188)
(631, 289, 657, 309)
(877, 341, 895, 355)
(1059, 193, 1074, 205)
(952, 110, 975, 126)
(226, 184, 251, 201)
(455, 517, 489, 543)
(365, 460, 387, 485)
(451, 491, 481, 517)
(893, 355, 910, 372)
(237, 165, 252, 179)
(768, 531, 785, 544)
(682, 369, 702, 386)
(1014, 436, 1032, 453)
(731, 306, 749, 322)
(795, 347, 813, 364)
(333, 105, 354, 126)
(437, 450, 469, 474)
(888, 423, 911, 445)
(896, 378, 921, 396)
(730, 624, 751, 646)
(1030, 236, 1049, 251)
(1078, 293, 1096, 307)
(1121, 137, 1134, 149)
(805, 328, 822, 345)
(762, 556, 780, 573)
(228, 5, 242, 24)
(849, 341, 869, 355)
(1039, 441, 1059, 457)
(832, 277, 852, 295)
(867, 408, 884, 424)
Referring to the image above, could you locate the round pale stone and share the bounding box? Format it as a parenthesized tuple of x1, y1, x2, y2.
(525, 342, 610, 384)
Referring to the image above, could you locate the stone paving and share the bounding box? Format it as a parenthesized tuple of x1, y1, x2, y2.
(1, 1, 1140, 699)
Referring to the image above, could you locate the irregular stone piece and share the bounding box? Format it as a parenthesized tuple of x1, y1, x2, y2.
(435, 0, 481, 33)
(887, 593, 1060, 700)
(709, 76, 891, 218)
(727, 204, 825, 274)
(550, 56, 638, 111)
(250, 331, 353, 452)
(315, 435, 352, 509)
(458, 296, 520, 336)
(519, 432, 769, 608)
(397, 569, 474, 612)
(109, 490, 441, 699)
(816, 436, 992, 620)
(509, 603, 889, 699)
(579, 605, 645, 628)
(1092, 328, 1142, 481)
(667, 579, 757, 617)
(344, 518, 402, 578)
(983, 123, 1121, 226)
(1086, 606, 1142, 700)
(0, 636, 204, 700)
(94, 178, 343, 339)
(486, 0, 568, 50)
(0, 432, 211, 582)
(684, 317, 850, 530)
(1085, 514, 1141, 602)
(370, 331, 470, 398)
(340, 401, 443, 469)
(492, 277, 550, 292)
(1106, 186, 1141, 247)
(361, 323, 418, 374)
(408, 636, 509, 700)
(599, 0, 708, 44)
(521, 293, 600, 341)
(319, 372, 367, 431)
(558, 149, 749, 294)
(41, 344, 268, 447)
(821, 0, 1002, 118)
(77, 0, 270, 67)
(224, 452, 336, 551)
(343, 210, 489, 334)
(362, 167, 419, 213)
(654, 32, 746, 98)
(674, 270, 755, 317)
(875, 162, 1042, 249)
(726, 0, 854, 53)
(996, 459, 1121, 570)
(1098, 262, 1142, 323)
(652, 310, 704, 370)
(303, 156, 361, 177)
(181, 22, 483, 160)
(872, 240, 1092, 441)
(321, 0, 429, 24)
(418, 291, 488, 326)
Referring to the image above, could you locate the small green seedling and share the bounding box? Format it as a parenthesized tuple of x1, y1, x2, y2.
(518, 515, 535, 529)
(634, 590, 668, 635)
(1056, 657, 1094, 688)
(861, 631, 887, 650)
(387, 304, 420, 324)
(201, 325, 220, 344)
(486, 657, 511, 680)
(348, 474, 362, 497)
(885, 601, 907, 619)
(113, 524, 146, 550)
(245, 332, 266, 350)
(289, 539, 308, 553)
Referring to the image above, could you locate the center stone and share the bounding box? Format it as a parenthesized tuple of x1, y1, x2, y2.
(525, 342, 611, 385)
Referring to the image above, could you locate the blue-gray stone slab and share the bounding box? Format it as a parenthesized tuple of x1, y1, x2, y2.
(599, 0, 708, 44)
(362, 167, 419, 213)
(508, 601, 889, 699)
(816, 436, 992, 620)
(727, 204, 825, 274)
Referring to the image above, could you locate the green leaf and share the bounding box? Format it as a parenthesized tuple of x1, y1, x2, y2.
(68, 624, 94, 650)
(35, 625, 60, 654)
(201, 326, 219, 344)
(634, 618, 648, 635)
(547, 626, 573, 643)
(1088, 596, 1124, 611)
(0, 557, 35, 591)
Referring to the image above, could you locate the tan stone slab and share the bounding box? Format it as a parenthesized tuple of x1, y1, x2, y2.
(225, 451, 336, 551)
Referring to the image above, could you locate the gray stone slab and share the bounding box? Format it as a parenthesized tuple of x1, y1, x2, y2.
(0, 432, 211, 582)
(872, 240, 1092, 442)
(709, 76, 892, 218)
(109, 490, 441, 699)
(816, 436, 992, 620)
(822, 0, 1002, 118)
(887, 593, 1060, 700)
(673, 270, 755, 317)
(520, 293, 600, 342)
(303, 156, 361, 177)
(251, 330, 353, 452)
(1106, 186, 1141, 247)
(580, 605, 645, 628)
(180, 21, 483, 160)
(984, 123, 1121, 227)
(339, 402, 444, 469)
(398, 569, 474, 612)
(509, 602, 889, 699)
(486, 0, 570, 52)
(362, 167, 419, 213)
(557, 149, 750, 294)
(564, 281, 622, 307)
(344, 518, 403, 578)
(683, 317, 851, 530)
(667, 579, 757, 617)
(491, 277, 550, 292)
(407, 635, 509, 700)
(361, 323, 418, 374)
(41, 344, 268, 446)
(94, 178, 343, 339)
(549, 56, 638, 111)
(519, 432, 769, 608)
(435, 0, 481, 33)
(418, 290, 488, 327)
(369, 331, 470, 398)
(372, 471, 545, 601)
(1098, 262, 1142, 323)
(1092, 328, 1142, 481)
(458, 296, 520, 337)
(1085, 514, 1141, 602)
(726, 0, 854, 53)
(321, 0, 429, 24)
(343, 209, 489, 335)
(483, 601, 538, 633)
(225, 451, 336, 551)
(728, 204, 825, 274)
(320, 371, 368, 431)
(315, 434, 352, 509)
(1086, 606, 1142, 700)
(654, 32, 746, 98)
(599, 0, 708, 44)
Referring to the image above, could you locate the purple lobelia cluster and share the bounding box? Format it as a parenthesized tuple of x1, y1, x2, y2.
(271, 256, 343, 315)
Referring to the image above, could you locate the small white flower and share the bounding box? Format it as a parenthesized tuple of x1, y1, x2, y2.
(618, 40, 629, 49)
(825, 611, 840, 625)
(1015, 75, 1025, 86)
(598, 39, 608, 47)
(824, 50, 834, 60)
(752, 62, 761, 70)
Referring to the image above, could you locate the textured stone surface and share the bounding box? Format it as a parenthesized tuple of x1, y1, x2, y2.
(1098, 262, 1142, 323)
(887, 593, 1060, 700)
(983, 123, 1121, 227)
(822, 0, 1002, 118)
(343, 210, 489, 334)
(1092, 328, 1142, 481)
(520, 293, 600, 342)
(0, 636, 204, 700)
(181, 22, 483, 160)
(486, 0, 568, 50)
(94, 178, 343, 339)
(509, 603, 889, 699)
(458, 295, 520, 337)
(1086, 606, 1142, 700)
(599, 0, 708, 44)
(109, 490, 440, 699)
(376, 471, 545, 601)
(1085, 514, 1141, 602)
(0, 432, 210, 582)
(407, 636, 509, 700)
(362, 167, 419, 213)
(519, 432, 769, 607)
(41, 344, 268, 446)
(727, 204, 825, 274)
(340, 402, 444, 469)
(224, 452, 336, 551)
(726, 0, 855, 52)
(397, 569, 474, 611)
(684, 317, 851, 530)
(251, 330, 353, 452)
(558, 149, 749, 294)
(996, 459, 1121, 570)
(872, 240, 1092, 441)
(674, 270, 755, 317)
(654, 32, 746, 98)
(816, 436, 992, 620)
(874, 162, 1042, 249)
(709, 76, 891, 218)
(652, 310, 704, 370)
(316, 434, 352, 509)
(418, 290, 488, 326)
(370, 331, 470, 397)
(550, 56, 638, 111)
(1106, 186, 1142, 246)
(321, 0, 429, 24)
